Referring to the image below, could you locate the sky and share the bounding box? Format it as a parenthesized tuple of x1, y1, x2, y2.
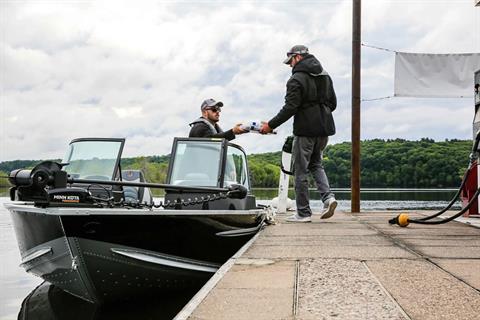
(1, 0, 479, 161)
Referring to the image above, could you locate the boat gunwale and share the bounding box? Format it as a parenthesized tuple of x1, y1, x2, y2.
(3, 202, 266, 216)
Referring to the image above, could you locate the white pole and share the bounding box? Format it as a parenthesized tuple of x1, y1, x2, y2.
(277, 151, 292, 214)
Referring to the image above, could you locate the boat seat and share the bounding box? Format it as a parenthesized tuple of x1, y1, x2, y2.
(123, 186, 140, 203)
(121, 170, 153, 205)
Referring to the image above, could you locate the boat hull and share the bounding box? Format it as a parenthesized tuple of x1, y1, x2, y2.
(6, 203, 265, 303)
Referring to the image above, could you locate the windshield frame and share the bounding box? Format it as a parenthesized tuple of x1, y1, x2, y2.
(166, 137, 227, 188)
(166, 137, 251, 189)
(63, 137, 125, 181)
(224, 142, 251, 189)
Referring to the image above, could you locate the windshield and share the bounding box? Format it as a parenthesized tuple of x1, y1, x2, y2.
(169, 140, 222, 187)
(62, 140, 123, 180)
(224, 145, 250, 189)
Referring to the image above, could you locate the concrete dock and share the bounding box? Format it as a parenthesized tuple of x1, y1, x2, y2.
(177, 211, 480, 320)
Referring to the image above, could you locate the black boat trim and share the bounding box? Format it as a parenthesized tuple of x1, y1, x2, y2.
(215, 222, 264, 237)
(20, 247, 53, 266)
(110, 248, 220, 273)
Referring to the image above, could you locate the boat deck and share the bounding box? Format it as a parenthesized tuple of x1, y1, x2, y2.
(176, 211, 480, 320)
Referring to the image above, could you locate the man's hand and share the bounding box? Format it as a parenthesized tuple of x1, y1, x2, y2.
(259, 121, 273, 134)
(232, 123, 248, 135)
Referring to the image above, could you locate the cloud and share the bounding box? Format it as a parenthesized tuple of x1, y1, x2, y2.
(361, 98, 472, 141)
(1, 0, 479, 161)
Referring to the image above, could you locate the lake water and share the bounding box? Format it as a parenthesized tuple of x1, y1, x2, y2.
(254, 188, 460, 211)
(0, 190, 462, 319)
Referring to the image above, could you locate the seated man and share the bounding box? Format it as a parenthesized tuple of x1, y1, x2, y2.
(189, 98, 247, 141)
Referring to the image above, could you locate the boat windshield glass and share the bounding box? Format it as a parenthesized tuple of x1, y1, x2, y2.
(170, 141, 222, 187)
(62, 140, 122, 180)
(224, 145, 250, 189)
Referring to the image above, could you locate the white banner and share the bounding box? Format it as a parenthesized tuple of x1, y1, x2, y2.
(394, 52, 480, 98)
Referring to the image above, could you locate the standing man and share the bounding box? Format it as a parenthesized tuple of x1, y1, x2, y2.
(189, 98, 246, 140)
(259, 45, 337, 222)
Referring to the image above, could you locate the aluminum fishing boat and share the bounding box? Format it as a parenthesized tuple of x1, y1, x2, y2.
(5, 137, 267, 303)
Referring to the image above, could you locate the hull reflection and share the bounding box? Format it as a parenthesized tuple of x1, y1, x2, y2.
(19, 281, 202, 320)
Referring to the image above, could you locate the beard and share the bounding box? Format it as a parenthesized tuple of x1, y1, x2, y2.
(207, 114, 219, 123)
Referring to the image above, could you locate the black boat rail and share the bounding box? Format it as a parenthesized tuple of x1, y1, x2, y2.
(69, 178, 235, 194)
(8, 160, 248, 207)
(69, 177, 249, 207)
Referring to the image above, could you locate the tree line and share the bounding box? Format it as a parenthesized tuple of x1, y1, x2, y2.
(323, 138, 471, 188)
(0, 138, 473, 189)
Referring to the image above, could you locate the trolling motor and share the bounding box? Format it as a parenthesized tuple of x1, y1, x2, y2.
(389, 128, 480, 227)
(8, 161, 248, 207)
(8, 161, 74, 205)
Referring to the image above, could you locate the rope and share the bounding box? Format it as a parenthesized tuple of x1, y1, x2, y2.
(361, 43, 397, 53)
(361, 96, 394, 102)
(359, 43, 396, 102)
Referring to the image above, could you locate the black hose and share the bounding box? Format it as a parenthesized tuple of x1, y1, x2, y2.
(388, 172, 480, 227)
(415, 129, 480, 222)
(409, 186, 480, 225)
(473, 129, 480, 153)
(416, 161, 472, 221)
(389, 129, 480, 226)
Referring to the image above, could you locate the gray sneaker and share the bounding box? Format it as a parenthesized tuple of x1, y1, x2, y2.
(321, 198, 337, 219)
(285, 214, 312, 223)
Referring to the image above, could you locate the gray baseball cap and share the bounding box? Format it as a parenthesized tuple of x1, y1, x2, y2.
(283, 45, 309, 64)
(201, 98, 224, 111)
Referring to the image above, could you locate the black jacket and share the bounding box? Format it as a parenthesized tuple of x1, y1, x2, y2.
(268, 54, 337, 137)
(188, 117, 236, 141)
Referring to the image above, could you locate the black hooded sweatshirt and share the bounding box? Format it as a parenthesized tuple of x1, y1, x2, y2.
(268, 54, 337, 137)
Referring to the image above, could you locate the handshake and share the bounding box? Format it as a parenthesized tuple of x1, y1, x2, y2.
(232, 121, 276, 135)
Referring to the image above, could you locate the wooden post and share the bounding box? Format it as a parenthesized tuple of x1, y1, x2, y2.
(351, 0, 361, 213)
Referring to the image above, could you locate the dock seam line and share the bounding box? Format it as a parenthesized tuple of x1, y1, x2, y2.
(353, 215, 423, 259)
(173, 229, 263, 320)
(362, 261, 412, 320)
(357, 214, 480, 294)
(293, 260, 300, 317)
(425, 257, 480, 294)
